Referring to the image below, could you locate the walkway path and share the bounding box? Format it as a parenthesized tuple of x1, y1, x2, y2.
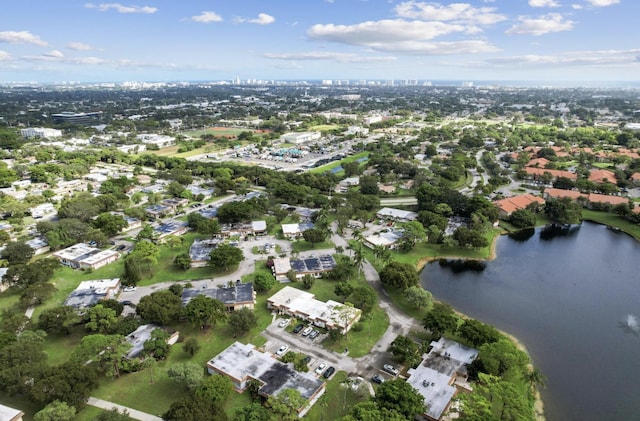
(87, 397, 163, 421)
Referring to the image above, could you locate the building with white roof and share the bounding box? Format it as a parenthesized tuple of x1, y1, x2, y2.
(279, 131, 321, 145)
(364, 230, 404, 249)
(0, 403, 24, 421)
(406, 338, 478, 421)
(63, 278, 121, 309)
(267, 286, 361, 334)
(52, 243, 120, 270)
(20, 127, 62, 139)
(376, 207, 418, 222)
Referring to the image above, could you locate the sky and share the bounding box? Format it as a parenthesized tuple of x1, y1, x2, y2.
(0, 0, 638, 83)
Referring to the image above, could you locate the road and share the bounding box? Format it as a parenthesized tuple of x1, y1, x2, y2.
(87, 397, 163, 421)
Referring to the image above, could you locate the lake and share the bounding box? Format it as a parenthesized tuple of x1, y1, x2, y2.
(420, 222, 640, 421)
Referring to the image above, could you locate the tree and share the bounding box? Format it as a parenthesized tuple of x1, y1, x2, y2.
(522, 367, 546, 397)
(302, 227, 327, 247)
(399, 221, 427, 251)
(389, 335, 421, 366)
(403, 286, 432, 310)
(422, 302, 458, 337)
(1, 241, 34, 265)
(38, 306, 80, 335)
(196, 374, 234, 404)
(3, 259, 59, 289)
(143, 328, 170, 360)
(379, 261, 419, 290)
(341, 401, 407, 421)
(0, 330, 48, 396)
(20, 282, 56, 308)
(334, 281, 354, 299)
(233, 402, 270, 421)
(183, 337, 201, 357)
(253, 271, 276, 292)
(544, 197, 583, 225)
(34, 400, 76, 421)
(478, 340, 528, 377)
(374, 379, 425, 419)
(84, 304, 119, 334)
(163, 395, 225, 421)
(136, 290, 183, 325)
(458, 319, 501, 347)
(209, 244, 244, 271)
(93, 213, 127, 237)
(169, 283, 184, 296)
(184, 295, 227, 330)
(301, 274, 315, 289)
(228, 308, 257, 336)
(167, 361, 204, 391)
(348, 285, 378, 314)
(267, 388, 306, 421)
(71, 334, 129, 378)
(174, 253, 192, 271)
(30, 362, 97, 409)
(508, 208, 537, 229)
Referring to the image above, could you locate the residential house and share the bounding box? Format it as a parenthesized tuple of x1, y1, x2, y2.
(525, 157, 551, 168)
(189, 239, 221, 267)
(493, 194, 545, 218)
(153, 220, 189, 242)
(30, 203, 57, 220)
(267, 286, 362, 334)
(281, 223, 314, 240)
(182, 282, 256, 311)
(0, 403, 24, 421)
(364, 230, 404, 249)
(63, 278, 121, 309)
(207, 342, 325, 418)
(406, 338, 479, 421)
(25, 237, 50, 255)
(271, 255, 337, 281)
(523, 167, 577, 183)
(376, 207, 418, 222)
(145, 204, 173, 219)
(124, 324, 179, 359)
(53, 243, 120, 270)
(588, 169, 617, 185)
(630, 172, 640, 186)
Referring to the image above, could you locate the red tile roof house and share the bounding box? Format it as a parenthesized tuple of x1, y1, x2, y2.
(588, 169, 617, 184)
(630, 172, 640, 186)
(524, 167, 577, 182)
(543, 188, 587, 202)
(586, 193, 630, 209)
(525, 157, 551, 168)
(493, 194, 545, 218)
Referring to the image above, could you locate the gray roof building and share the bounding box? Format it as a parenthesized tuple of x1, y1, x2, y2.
(207, 341, 325, 418)
(182, 282, 256, 310)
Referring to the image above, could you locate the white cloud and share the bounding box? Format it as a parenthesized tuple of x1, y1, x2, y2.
(67, 42, 95, 51)
(0, 31, 47, 46)
(44, 50, 64, 59)
(571, 4, 583, 9)
(366, 39, 500, 55)
(249, 13, 275, 25)
(394, 2, 507, 25)
(85, 3, 157, 14)
(486, 48, 640, 67)
(506, 13, 575, 36)
(585, 0, 619, 6)
(263, 51, 396, 63)
(191, 11, 223, 23)
(0, 50, 12, 61)
(308, 19, 466, 44)
(528, 0, 561, 7)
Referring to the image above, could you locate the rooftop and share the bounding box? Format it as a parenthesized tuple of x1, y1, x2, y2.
(182, 283, 255, 306)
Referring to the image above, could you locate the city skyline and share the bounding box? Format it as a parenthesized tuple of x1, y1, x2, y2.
(1, 0, 637, 83)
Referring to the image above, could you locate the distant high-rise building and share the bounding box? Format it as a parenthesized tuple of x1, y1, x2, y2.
(51, 111, 102, 126)
(321, 80, 333, 85)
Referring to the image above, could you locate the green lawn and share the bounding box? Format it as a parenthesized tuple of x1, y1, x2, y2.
(308, 124, 341, 132)
(304, 371, 369, 421)
(582, 209, 640, 240)
(291, 240, 335, 253)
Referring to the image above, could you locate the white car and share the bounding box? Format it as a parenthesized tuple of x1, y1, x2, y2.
(383, 364, 399, 376)
(278, 319, 291, 328)
(276, 345, 289, 356)
(123, 286, 137, 292)
(301, 326, 313, 336)
(315, 362, 327, 375)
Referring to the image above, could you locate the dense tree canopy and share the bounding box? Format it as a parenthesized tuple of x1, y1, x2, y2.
(379, 262, 419, 290)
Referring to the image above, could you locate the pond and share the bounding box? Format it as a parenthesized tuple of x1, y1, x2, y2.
(420, 222, 640, 421)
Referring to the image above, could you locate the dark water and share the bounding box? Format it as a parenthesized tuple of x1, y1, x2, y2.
(420, 222, 640, 421)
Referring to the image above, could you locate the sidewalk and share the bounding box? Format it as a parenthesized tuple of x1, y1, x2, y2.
(87, 397, 163, 421)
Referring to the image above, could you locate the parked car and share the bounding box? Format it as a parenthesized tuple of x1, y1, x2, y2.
(315, 362, 327, 375)
(293, 323, 305, 334)
(308, 330, 319, 340)
(278, 319, 291, 328)
(123, 286, 137, 292)
(372, 374, 384, 384)
(276, 345, 289, 356)
(383, 364, 399, 376)
(302, 356, 311, 365)
(323, 366, 335, 379)
(301, 327, 313, 337)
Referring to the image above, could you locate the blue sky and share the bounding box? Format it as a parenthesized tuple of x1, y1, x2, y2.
(0, 0, 637, 83)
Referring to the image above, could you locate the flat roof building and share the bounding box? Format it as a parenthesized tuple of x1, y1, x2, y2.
(0, 403, 24, 421)
(182, 282, 256, 311)
(52, 243, 120, 270)
(407, 338, 478, 421)
(376, 207, 418, 222)
(52, 111, 102, 126)
(63, 278, 121, 309)
(267, 286, 361, 334)
(207, 341, 325, 418)
(124, 324, 180, 359)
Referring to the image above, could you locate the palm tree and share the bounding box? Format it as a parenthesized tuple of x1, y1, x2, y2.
(522, 367, 546, 396)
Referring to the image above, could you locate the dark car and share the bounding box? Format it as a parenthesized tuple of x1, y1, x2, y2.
(302, 356, 311, 365)
(308, 330, 320, 340)
(371, 374, 384, 384)
(293, 323, 305, 334)
(116, 244, 126, 251)
(323, 366, 335, 379)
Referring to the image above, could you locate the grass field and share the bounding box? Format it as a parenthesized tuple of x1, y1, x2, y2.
(308, 124, 341, 132)
(304, 371, 369, 421)
(184, 127, 269, 138)
(291, 239, 335, 253)
(582, 209, 640, 240)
